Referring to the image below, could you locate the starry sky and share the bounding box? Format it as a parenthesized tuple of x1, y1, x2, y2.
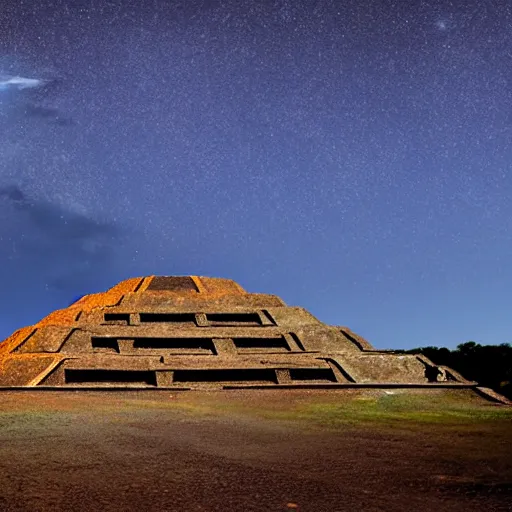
(0, 0, 511, 349)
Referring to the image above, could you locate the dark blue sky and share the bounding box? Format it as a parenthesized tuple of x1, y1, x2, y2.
(0, 0, 510, 349)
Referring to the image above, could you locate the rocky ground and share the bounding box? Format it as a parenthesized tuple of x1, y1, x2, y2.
(0, 388, 510, 511)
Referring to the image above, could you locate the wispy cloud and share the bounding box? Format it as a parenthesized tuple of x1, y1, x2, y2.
(0, 75, 47, 91)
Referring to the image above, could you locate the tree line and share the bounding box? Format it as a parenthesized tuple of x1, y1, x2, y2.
(398, 342, 512, 400)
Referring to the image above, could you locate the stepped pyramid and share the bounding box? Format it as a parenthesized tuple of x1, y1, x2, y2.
(0, 276, 476, 390)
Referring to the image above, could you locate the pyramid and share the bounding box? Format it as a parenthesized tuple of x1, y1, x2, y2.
(0, 275, 478, 390)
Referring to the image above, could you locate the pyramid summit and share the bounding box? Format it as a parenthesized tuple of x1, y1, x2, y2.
(0, 275, 488, 392)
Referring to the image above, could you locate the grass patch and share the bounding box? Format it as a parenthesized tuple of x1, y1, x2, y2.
(259, 393, 512, 429)
(1, 390, 510, 432)
(137, 390, 512, 430)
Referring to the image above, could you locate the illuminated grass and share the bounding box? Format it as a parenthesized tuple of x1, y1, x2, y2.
(1, 390, 510, 432)
(249, 393, 512, 429)
(139, 391, 512, 429)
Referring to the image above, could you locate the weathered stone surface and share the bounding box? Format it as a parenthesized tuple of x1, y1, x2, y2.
(0, 275, 480, 390)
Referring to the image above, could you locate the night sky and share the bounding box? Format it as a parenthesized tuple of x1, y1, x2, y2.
(0, 0, 511, 349)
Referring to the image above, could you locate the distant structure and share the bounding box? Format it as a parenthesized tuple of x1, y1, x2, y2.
(0, 276, 502, 399)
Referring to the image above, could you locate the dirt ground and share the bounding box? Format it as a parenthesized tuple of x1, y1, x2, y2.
(0, 389, 510, 512)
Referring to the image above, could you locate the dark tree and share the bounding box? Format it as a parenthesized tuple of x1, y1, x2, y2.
(402, 342, 512, 400)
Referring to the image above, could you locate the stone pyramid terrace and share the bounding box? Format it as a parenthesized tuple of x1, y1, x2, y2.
(0, 275, 483, 391)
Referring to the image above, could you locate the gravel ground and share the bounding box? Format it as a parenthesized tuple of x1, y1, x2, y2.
(0, 389, 510, 512)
